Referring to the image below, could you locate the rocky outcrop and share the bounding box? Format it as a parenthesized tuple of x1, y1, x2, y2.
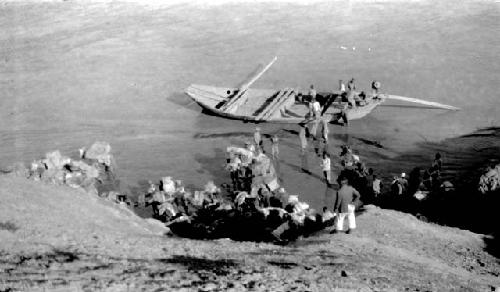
(8, 142, 123, 203)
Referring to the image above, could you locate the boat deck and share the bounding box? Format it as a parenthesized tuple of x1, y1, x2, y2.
(185, 84, 385, 123)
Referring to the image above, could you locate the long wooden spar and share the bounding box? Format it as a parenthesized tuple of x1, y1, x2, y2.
(219, 56, 278, 112)
(383, 94, 460, 111)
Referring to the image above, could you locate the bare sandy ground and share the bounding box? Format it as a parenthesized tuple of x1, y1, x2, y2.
(0, 174, 499, 291)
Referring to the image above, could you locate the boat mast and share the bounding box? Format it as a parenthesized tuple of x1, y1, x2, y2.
(220, 56, 278, 113)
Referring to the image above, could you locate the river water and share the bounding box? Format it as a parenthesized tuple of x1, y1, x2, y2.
(0, 1, 499, 205)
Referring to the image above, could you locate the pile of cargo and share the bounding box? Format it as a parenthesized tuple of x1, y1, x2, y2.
(141, 177, 333, 242)
(22, 142, 122, 202)
(140, 144, 335, 243)
(479, 163, 500, 194)
(6, 140, 335, 242)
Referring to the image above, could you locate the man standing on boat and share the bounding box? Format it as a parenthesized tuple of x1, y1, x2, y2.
(346, 91, 357, 109)
(308, 85, 319, 118)
(371, 80, 381, 98)
(347, 78, 356, 91)
(309, 84, 317, 100)
(254, 127, 263, 151)
(344, 78, 357, 109)
(339, 80, 346, 93)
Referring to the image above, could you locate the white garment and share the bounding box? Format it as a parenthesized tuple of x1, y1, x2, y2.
(321, 120, 329, 141)
(227, 157, 241, 171)
(321, 157, 331, 171)
(254, 132, 261, 145)
(322, 210, 336, 222)
(372, 178, 381, 194)
(310, 120, 319, 136)
(335, 204, 356, 231)
(240, 150, 254, 165)
(161, 177, 176, 194)
(312, 101, 321, 113)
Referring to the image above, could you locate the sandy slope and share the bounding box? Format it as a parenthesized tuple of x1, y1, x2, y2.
(0, 174, 498, 291)
(1, 0, 499, 195)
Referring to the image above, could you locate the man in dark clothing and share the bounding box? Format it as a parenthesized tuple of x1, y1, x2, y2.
(432, 153, 442, 173)
(332, 178, 360, 234)
(347, 78, 356, 91)
(391, 176, 403, 196)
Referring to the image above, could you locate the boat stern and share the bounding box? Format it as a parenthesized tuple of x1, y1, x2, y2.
(184, 84, 229, 108)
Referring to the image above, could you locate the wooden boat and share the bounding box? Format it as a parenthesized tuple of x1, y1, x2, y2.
(185, 57, 459, 124)
(185, 84, 386, 124)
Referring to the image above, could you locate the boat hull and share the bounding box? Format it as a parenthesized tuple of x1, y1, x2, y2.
(185, 84, 385, 124)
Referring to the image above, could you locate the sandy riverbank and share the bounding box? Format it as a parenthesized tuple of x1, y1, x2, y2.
(0, 173, 499, 291)
(0, 126, 499, 291)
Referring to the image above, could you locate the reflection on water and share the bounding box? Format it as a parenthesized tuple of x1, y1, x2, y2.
(323, 184, 337, 211)
(300, 149, 310, 175)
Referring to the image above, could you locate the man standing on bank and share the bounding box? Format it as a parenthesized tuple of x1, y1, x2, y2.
(332, 177, 360, 234)
(321, 152, 332, 187)
(271, 134, 279, 160)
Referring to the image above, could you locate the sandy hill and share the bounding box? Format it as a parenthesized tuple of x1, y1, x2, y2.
(0, 174, 499, 292)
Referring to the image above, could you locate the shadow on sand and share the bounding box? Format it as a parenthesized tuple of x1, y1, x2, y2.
(2, 248, 241, 286)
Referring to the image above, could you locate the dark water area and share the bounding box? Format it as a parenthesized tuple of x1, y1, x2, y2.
(368, 127, 500, 257)
(0, 1, 499, 210)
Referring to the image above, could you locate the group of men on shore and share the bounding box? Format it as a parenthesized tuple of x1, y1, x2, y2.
(145, 119, 454, 241)
(389, 152, 448, 199)
(144, 79, 437, 241)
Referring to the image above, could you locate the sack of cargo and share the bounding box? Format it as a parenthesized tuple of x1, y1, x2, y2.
(204, 181, 219, 194)
(44, 151, 71, 170)
(235, 192, 248, 206)
(152, 191, 166, 203)
(159, 202, 177, 218)
(161, 177, 176, 194)
(266, 177, 280, 191)
(414, 190, 428, 201)
(227, 146, 253, 165)
(70, 160, 99, 179)
(65, 172, 85, 188)
(41, 169, 66, 185)
(85, 142, 112, 166)
(193, 191, 208, 206)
